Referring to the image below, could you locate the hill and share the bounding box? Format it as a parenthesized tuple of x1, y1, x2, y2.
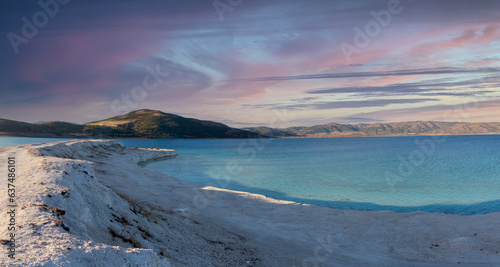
(0, 119, 84, 137)
(84, 109, 261, 138)
(0, 118, 46, 135)
(246, 121, 500, 138)
(0, 110, 261, 139)
(2, 111, 500, 139)
(243, 127, 296, 137)
(37, 121, 85, 134)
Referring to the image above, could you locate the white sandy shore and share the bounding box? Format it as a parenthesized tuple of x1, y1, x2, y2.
(1, 140, 500, 266)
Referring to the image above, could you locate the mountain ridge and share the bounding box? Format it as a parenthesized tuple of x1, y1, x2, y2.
(245, 121, 500, 138)
(0, 109, 261, 139)
(1, 110, 500, 138)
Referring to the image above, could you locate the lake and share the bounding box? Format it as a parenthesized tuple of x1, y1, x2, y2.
(1, 135, 499, 215)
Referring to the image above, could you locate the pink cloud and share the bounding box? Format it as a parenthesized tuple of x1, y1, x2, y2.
(409, 23, 500, 60)
(12, 24, 167, 96)
(350, 99, 500, 123)
(355, 75, 423, 88)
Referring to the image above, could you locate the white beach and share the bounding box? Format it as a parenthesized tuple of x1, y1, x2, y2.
(1, 140, 500, 266)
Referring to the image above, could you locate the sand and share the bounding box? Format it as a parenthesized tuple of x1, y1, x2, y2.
(1, 140, 499, 266)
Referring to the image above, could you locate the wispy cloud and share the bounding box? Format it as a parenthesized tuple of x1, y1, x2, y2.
(244, 98, 439, 110)
(0, 0, 499, 125)
(306, 76, 500, 97)
(230, 67, 500, 83)
(346, 98, 500, 122)
(331, 117, 383, 124)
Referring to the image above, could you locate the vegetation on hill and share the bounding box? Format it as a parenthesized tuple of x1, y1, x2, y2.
(84, 109, 261, 138)
(2, 110, 500, 139)
(0, 110, 262, 139)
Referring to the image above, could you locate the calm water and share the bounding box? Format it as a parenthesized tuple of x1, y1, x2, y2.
(1, 136, 499, 215)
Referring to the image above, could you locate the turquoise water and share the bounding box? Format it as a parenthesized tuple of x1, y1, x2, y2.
(1, 136, 499, 215)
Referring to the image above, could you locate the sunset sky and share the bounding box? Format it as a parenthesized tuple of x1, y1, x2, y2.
(1, 0, 499, 127)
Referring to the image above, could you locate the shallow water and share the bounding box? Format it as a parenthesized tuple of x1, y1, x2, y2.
(2, 135, 499, 215)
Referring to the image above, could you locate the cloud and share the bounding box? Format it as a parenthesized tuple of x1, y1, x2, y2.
(245, 98, 439, 111)
(408, 23, 500, 61)
(346, 98, 500, 122)
(116, 57, 213, 99)
(230, 67, 500, 83)
(1, 0, 499, 124)
(288, 98, 439, 110)
(306, 76, 500, 97)
(333, 117, 384, 123)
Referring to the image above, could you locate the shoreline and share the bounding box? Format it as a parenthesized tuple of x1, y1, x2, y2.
(277, 132, 500, 139)
(1, 140, 500, 266)
(2, 132, 500, 140)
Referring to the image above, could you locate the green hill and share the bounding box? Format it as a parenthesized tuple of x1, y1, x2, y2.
(0, 110, 261, 139)
(84, 109, 261, 138)
(0, 118, 47, 136)
(1, 111, 500, 139)
(37, 121, 85, 135)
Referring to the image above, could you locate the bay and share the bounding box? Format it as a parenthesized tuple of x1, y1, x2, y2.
(1, 135, 499, 215)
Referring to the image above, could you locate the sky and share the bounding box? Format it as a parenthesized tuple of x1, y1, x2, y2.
(0, 0, 499, 127)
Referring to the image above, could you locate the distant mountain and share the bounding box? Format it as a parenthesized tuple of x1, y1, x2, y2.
(286, 123, 360, 136)
(37, 121, 85, 134)
(0, 118, 47, 136)
(243, 126, 296, 137)
(245, 121, 500, 138)
(0, 110, 261, 139)
(2, 111, 500, 139)
(0, 119, 83, 137)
